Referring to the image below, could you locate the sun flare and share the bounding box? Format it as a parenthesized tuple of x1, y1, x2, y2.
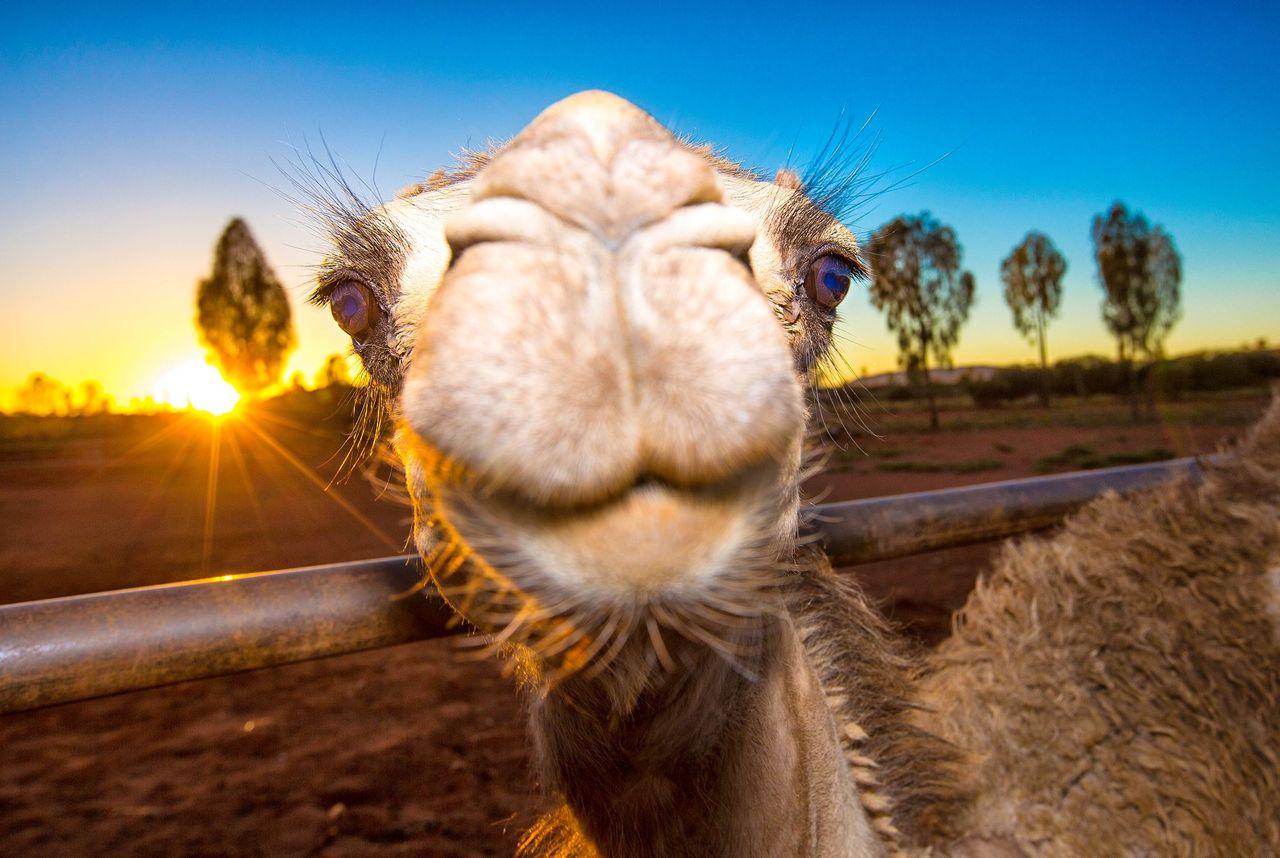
(154, 359, 240, 416)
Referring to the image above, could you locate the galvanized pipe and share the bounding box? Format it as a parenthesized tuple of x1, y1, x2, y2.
(811, 456, 1214, 565)
(0, 456, 1211, 714)
(0, 556, 451, 715)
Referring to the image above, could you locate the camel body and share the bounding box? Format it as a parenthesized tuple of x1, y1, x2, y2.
(917, 409, 1280, 855)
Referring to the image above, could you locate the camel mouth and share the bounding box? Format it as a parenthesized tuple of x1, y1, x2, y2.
(424, 453, 795, 604)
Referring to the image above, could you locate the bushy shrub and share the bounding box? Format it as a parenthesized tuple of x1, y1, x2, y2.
(880, 384, 917, 402)
(1048, 356, 1129, 398)
(1153, 351, 1280, 397)
(967, 366, 1042, 407)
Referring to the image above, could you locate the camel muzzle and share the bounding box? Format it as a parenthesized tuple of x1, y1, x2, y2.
(397, 91, 803, 597)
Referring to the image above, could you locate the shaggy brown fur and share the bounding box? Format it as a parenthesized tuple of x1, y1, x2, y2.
(523, 618, 798, 856)
(790, 552, 971, 847)
(917, 394, 1280, 855)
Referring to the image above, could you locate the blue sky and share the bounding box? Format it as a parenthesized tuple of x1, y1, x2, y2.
(2, 2, 1277, 403)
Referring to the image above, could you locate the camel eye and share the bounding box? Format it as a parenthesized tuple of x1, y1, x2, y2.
(803, 254, 855, 312)
(330, 281, 381, 339)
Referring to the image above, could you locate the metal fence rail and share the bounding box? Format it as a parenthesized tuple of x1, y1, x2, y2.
(814, 456, 1213, 565)
(0, 456, 1213, 715)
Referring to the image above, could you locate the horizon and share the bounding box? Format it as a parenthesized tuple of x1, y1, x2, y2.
(2, 2, 1277, 410)
(7, 341, 1277, 416)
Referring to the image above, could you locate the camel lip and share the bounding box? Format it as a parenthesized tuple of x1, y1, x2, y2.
(475, 459, 782, 524)
(398, 416, 788, 522)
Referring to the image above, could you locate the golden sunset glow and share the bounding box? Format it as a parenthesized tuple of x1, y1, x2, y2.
(153, 360, 241, 416)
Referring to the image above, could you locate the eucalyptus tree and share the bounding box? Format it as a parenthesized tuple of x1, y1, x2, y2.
(1001, 231, 1067, 406)
(1091, 203, 1182, 417)
(196, 218, 295, 395)
(865, 213, 975, 429)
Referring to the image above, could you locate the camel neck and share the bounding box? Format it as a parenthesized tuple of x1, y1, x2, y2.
(526, 612, 884, 857)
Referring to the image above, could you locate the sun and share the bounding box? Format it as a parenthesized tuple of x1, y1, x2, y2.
(154, 359, 241, 416)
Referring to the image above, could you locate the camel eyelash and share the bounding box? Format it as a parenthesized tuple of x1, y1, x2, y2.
(309, 270, 345, 306)
(762, 114, 893, 274)
(306, 208, 408, 306)
(268, 136, 411, 308)
(309, 268, 381, 307)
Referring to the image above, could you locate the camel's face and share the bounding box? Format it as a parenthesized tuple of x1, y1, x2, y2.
(317, 91, 861, 662)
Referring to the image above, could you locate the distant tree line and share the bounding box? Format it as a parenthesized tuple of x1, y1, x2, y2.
(12, 374, 111, 416)
(966, 348, 1280, 408)
(7, 353, 357, 417)
(862, 201, 1187, 426)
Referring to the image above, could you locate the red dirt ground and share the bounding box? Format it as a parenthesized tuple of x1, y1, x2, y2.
(0, 391, 1269, 855)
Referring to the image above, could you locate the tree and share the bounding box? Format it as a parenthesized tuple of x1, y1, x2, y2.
(76, 380, 109, 415)
(1091, 203, 1182, 418)
(865, 213, 976, 430)
(196, 218, 295, 395)
(15, 373, 72, 415)
(1001, 231, 1066, 406)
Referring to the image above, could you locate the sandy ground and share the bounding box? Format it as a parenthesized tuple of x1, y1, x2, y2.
(0, 391, 1269, 855)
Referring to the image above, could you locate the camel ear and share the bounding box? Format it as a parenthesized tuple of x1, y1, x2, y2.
(774, 168, 803, 191)
(397, 168, 450, 199)
(396, 182, 427, 199)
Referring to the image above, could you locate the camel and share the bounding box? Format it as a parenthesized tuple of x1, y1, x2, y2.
(309, 91, 1280, 856)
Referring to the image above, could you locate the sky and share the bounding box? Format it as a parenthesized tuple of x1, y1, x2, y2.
(2, 2, 1277, 408)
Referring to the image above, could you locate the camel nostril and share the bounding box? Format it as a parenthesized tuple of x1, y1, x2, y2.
(443, 196, 566, 262)
(628, 473, 674, 495)
(627, 202, 757, 269)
